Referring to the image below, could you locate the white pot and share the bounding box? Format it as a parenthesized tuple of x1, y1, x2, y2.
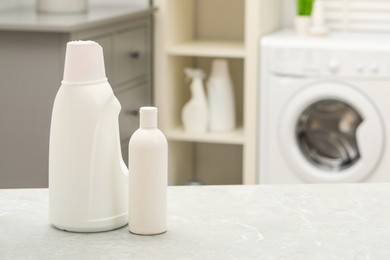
(37, 0, 88, 14)
(294, 16, 311, 35)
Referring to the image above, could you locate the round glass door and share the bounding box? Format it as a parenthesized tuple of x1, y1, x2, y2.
(296, 99, 363, 171)
(279, 81, 384, 183)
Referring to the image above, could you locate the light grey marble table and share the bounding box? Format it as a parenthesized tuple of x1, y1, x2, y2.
(1, 184, 390, 259)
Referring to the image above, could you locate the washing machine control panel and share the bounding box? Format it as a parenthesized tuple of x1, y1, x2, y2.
(269, 47, 390, 78)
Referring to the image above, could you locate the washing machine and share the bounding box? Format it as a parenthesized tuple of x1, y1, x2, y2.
(258, 30, 390, 184)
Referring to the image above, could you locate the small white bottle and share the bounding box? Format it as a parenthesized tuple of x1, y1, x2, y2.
(181, 68, 208, 133)
(207, 59, 236, 132)
(309, 0, 328, 36)
(49, 41, 128, 232)
(129, 107, 168, 235)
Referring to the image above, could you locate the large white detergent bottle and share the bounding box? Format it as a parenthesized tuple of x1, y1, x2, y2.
(207, 59, 236, 132)
(49, 41, 128, 232)
(181, 68, 208, 133)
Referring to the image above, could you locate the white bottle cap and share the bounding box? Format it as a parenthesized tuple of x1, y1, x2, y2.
(140, 107, 158, 128)
(62, 40, 106, 84)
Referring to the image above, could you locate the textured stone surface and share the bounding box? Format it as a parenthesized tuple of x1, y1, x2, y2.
(1, 184, 390, 259)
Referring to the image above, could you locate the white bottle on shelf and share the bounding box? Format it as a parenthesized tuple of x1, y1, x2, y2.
(129, 107, 168, 235)
(207, 59, 236, 132)
(49, 41, 128, 232)
(309, 0, 328, 36)
(181, 68, 208, 133)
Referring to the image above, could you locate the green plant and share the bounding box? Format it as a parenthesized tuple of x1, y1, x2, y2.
(297, 0, 314, 16)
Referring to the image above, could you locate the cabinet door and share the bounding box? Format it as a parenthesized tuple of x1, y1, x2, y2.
(0, 32, 63, 188)
(116, 84, 149, 142)
(116, 84, 149, 165)
(114, 27, 147, 85)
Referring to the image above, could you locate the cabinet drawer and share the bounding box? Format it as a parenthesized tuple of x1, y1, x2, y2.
(117, 84, 149, 142)
(114, 27, 147, 85)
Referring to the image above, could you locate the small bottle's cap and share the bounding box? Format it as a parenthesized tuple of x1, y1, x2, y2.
(140, 107, 158, 128)
(62, 40, 106, 84)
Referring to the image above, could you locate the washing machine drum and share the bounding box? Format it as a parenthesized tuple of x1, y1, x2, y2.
(280, 81, 384, 183)
(297, 99, 362, 171)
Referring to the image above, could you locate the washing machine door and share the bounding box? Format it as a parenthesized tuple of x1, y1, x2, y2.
(279, 80, 385, 183)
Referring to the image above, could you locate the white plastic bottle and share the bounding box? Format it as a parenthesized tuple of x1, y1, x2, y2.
(181, 68, 208, 133)
(129, 107, 168, 235)
(207, 59, 236, 132)
(309, 0, 328, 36)
(49, 41, 128, 232)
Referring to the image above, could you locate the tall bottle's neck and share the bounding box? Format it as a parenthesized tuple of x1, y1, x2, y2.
(140, 107, 158, 129)
(210, 59, 229, 77)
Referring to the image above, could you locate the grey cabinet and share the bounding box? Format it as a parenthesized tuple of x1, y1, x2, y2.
(0, 6, 153, 188)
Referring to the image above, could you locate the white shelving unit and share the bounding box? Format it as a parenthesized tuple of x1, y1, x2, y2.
(153, 0, 281, 185)
(166, 127, 244, 145)
(168, 41, 245, 58)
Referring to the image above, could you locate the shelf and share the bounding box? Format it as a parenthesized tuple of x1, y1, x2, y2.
(166, 127, 244, 145)
(168, 40, 245, 58)
(154, 0, 280, 184)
